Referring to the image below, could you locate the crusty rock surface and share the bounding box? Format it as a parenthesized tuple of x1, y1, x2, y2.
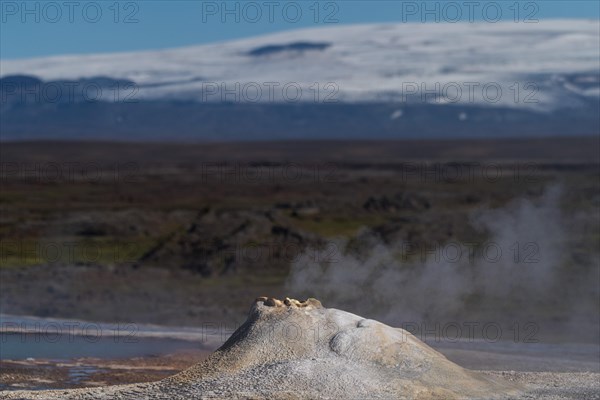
(1, 298, 592, 399)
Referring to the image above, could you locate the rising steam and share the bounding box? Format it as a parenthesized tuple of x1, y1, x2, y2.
(286, 185, 595, 336)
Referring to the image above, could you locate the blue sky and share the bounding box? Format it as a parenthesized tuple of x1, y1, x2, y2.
(1, 1, 599, 59)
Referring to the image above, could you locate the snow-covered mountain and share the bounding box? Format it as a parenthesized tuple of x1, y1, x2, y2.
(1, 21, 598, 140)
(3, 20, 599, 109)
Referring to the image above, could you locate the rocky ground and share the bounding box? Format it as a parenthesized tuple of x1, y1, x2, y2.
(0, 351, 209, 391)
(484, 371, 600, 400)
(2, 140, 599, 335)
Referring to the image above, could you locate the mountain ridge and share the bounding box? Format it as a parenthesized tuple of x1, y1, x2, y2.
(1, 20, 598, 140)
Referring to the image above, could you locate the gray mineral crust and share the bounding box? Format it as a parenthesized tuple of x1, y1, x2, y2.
(0, 297, 568, 399)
